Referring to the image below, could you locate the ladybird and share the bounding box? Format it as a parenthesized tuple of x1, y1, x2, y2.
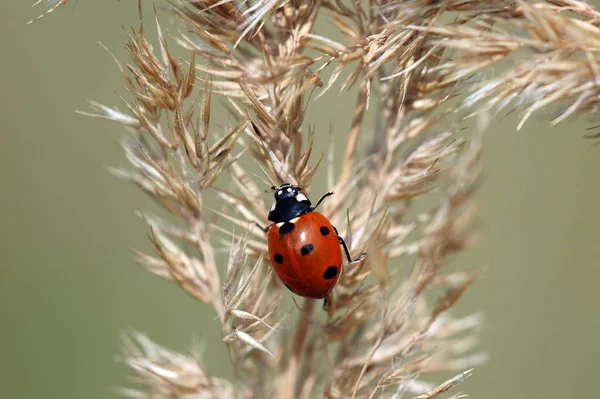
(259, 183, 363, 299)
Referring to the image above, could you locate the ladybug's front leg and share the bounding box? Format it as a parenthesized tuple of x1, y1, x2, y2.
(253, 222, 269, 233)
(310, 191, 334, 211)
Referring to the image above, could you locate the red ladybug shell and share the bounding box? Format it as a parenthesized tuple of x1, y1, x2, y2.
(267, 211, 342, 298)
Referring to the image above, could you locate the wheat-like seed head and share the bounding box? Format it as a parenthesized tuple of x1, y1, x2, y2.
(35, 0, 600, 398)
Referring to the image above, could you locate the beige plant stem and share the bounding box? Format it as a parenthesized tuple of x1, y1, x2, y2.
(280, 298, 316, 399)
(339, 81, 368, 190)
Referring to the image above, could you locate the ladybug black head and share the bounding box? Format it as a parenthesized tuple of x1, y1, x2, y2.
(268, 183, 312, 222)
(273, 183, 301, 201)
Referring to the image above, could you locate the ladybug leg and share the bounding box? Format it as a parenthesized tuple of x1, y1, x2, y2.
(334, 226, 366, 263)
(323, 294, 335, 317)
(340, 237, 352, 263)
(253, 222, 269, 233)
(310, 191, 334, 211)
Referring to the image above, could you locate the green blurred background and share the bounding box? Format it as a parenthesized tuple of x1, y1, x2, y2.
(2, 1, 599, 398)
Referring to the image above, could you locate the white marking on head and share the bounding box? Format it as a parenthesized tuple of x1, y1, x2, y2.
(289, 217, 300, 223)
(276, 222, 284, 227)
(270, 203, 276, 212)
(296, 193, 308, 202)
(287, 187, 292, 192)
(277, 190, 283, 196)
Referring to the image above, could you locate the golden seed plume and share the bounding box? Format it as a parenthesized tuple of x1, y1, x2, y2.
(35, 0, 600, 397)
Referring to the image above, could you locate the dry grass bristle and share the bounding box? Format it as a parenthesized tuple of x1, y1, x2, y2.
(35, 0, 600, 397)
(28, 1, 70, 24)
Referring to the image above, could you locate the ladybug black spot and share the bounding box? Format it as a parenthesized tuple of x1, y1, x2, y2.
(274, 253, 284, 264)
(323, 266, 338, 280)
(279, 222, 295, 234)
(301, 244, 314, 256)
(320, 226, 330, 236)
